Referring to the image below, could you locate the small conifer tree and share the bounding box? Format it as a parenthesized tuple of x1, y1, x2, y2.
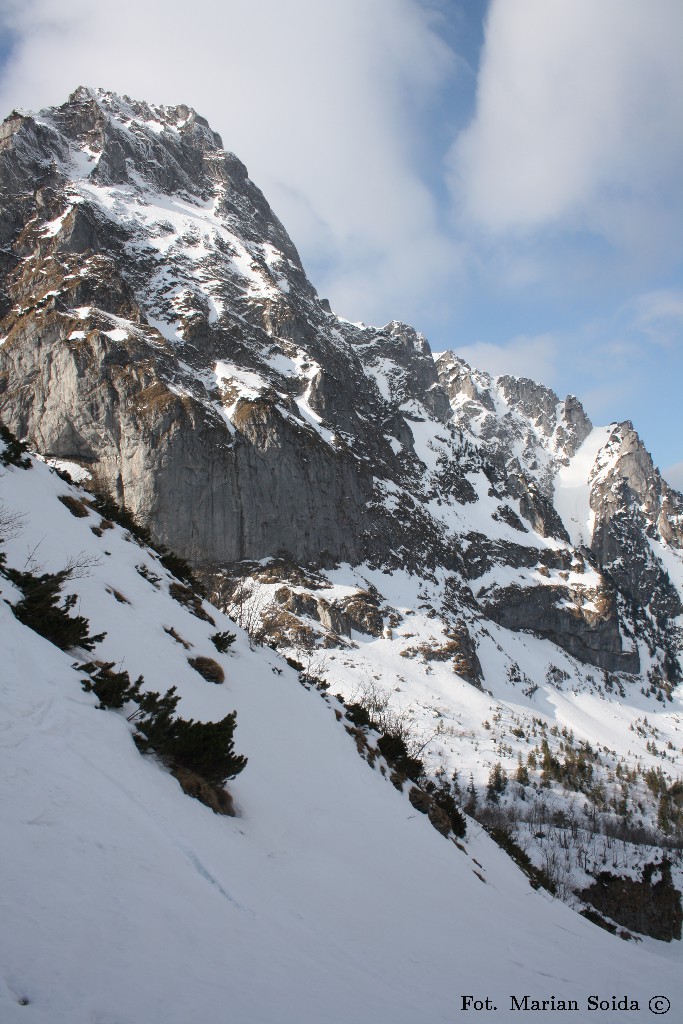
(464, 773, 478, 815)
(211, 630, 237, 653)
(515, 756, 530, 786)
(487, 762, 508, 802)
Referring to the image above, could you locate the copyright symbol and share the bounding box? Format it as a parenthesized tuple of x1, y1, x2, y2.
(649, 996, 670, 1014)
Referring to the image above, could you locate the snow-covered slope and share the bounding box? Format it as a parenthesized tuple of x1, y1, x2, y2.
(1, 448, 681, 1023)
(554, 426, 614, 547)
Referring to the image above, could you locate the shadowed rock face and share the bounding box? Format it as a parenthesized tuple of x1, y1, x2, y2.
(0, 313, 376, 564)
(0, 87, 681, 677)
(481, 582, 639, 673)
(581, 860, 683, 941)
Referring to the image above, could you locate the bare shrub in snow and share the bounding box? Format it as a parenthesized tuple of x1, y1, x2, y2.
(188, 655, 225, 684)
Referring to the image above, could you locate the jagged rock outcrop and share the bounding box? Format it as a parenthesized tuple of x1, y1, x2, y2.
(351, 320, 452, 422)
(436, 353, 593, 490)
(589, 422, 683, 623)
(497, 375, 592, 460)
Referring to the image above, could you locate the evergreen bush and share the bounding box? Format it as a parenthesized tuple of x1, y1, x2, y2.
(81, 662, 144, 709)
(377, 732, 424, 781)
(211, 630, 237, 653)
(0, 421, 31, 469)
(169, 581, 215, 624)
(158, 546, 205, 593)
(90, 492, 153, 546)
(432, 784, 467, 838)
(90, 490, 206, 593)
(132, 686, 247, 785)
(485, 825, 557, 895)
(7, 566, 106, 651)
(345, 702, 373, 728)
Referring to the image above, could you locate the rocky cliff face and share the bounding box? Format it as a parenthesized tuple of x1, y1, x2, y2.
(0, 88, 681, 693)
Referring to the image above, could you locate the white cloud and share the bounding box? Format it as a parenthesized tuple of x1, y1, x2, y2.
(449, 0, 683, 253)
(629, 289, 683, 348)
(664, 463, 683, 492)
(456, 332, 560, 388)
(452, 285, 683, 428)
(0, 0, 460, 326)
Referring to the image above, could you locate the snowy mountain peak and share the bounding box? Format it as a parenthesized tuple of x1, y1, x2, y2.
(1, 91, 682, 965)
(67, 85, 222, 139)
(0, 87, 680, 654)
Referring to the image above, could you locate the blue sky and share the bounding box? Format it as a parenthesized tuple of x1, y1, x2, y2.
(0, 0, 681, 482)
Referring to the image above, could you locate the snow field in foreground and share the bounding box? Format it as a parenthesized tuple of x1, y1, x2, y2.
(0, 456, 681, 1023)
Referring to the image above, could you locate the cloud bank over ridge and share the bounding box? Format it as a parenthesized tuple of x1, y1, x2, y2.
(0, 0, 681, 465)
